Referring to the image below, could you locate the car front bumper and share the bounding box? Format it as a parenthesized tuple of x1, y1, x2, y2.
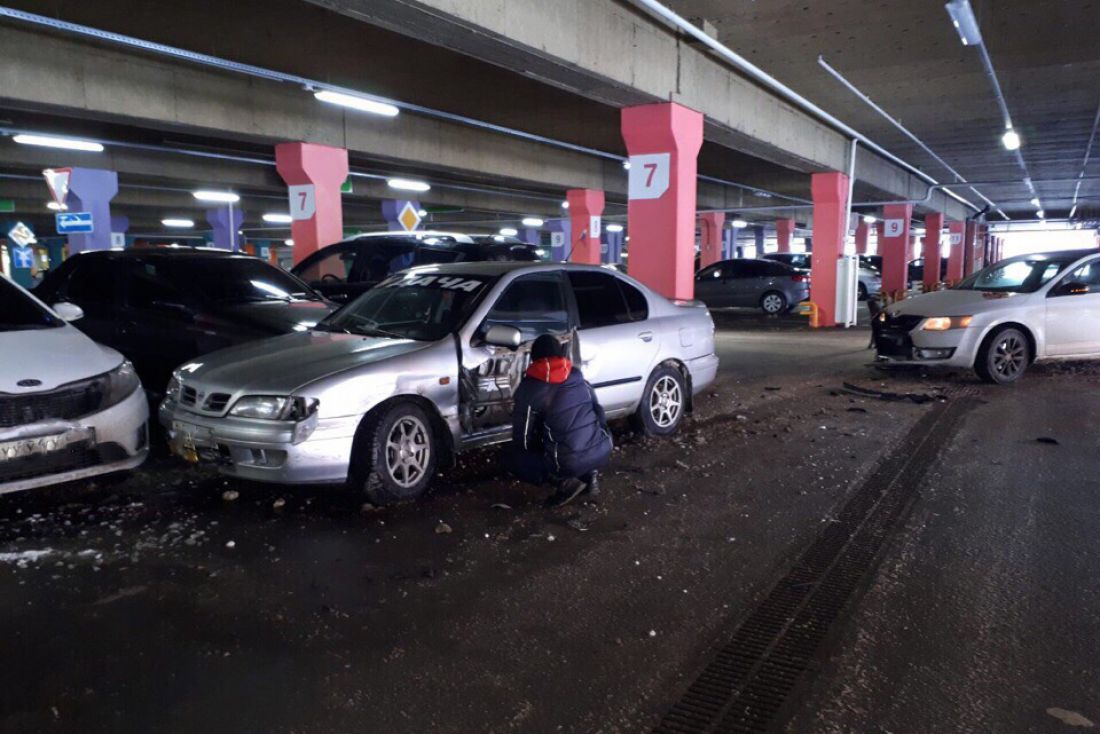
(159, 400, 360, 484)
(873, 320, 982, 368)
(0, 387, 149, 495)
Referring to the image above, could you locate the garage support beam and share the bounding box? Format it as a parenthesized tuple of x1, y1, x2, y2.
(946, 221, 965, 284)
(854, 219, 870, 255)
(810, 172, 849, 328)
(566, 189, 605, 265)
(621, 102, 704, 301)
(880, 204, 913, 297)
(205, 206, 245, 251)
(698, 212, 725, 268)
(922, 213, 944, 291)
(775, 219, 795, 254)
(603, 228, 623, 264)
(275, 142, 349, 266)
(66, 167, 117, 253)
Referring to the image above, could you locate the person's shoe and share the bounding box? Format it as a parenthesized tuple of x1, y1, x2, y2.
(545, 477, 587, 508)
(583, 472, 600, 498)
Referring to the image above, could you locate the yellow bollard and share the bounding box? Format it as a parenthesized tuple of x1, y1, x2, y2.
(798, 301, 820, 328)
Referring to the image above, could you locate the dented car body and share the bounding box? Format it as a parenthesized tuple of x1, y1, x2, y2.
(159, 262, 718, 498)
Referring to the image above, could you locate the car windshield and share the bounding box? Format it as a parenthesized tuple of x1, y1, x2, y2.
(317, 271, 495, 341)
(0, 277, 63, 331)
(163, 258, 322, 303)
(956, 255, 1079, 293)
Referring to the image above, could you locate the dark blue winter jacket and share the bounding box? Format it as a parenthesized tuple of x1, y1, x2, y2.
(511, 356, 612, 478)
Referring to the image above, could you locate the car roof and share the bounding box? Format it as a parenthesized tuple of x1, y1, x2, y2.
(1006, 248, 1100, 260)
(399, 261, 618, 277)
(345, 230, 478, 245)
(68, 247, 240, 259)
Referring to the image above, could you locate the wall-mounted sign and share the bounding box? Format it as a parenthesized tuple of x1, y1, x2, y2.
(288, 184, 316, 220)
(589, 216, 601, 239)
(8, 221, 37, 246)
(11, 245, 34, 269)
(627, 153, 671, 201)
(884, 219, 905, 238)
(397, 202, 421, 232)
(42, 167, 72, 206)
(949, 233, 963, 246)
(550, 232, 565, 248)
(56, 212, 93, 234)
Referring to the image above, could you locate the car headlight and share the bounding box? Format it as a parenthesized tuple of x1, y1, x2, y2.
(165, 372, 182, 402)
(921, 316, 973, 331)
(876, 312, 887, 322)
(228, 395, 319, 421)
(103, 361, 141, 409)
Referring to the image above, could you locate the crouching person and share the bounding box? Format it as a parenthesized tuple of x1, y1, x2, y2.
(502, 334, 612, 508)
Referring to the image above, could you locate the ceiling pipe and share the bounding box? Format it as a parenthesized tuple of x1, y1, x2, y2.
(0, 6, 804, 206)
(1070, 101, 1100, 218)
(817, 55, 1007, 220)
(628, 0, 980, 215)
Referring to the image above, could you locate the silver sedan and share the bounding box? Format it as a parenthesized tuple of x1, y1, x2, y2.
(159, 262, 719, 504)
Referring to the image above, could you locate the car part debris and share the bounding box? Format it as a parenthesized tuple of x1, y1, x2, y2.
(841, 382, 943, 404)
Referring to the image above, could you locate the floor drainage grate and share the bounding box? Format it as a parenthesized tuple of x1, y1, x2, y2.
(654, 398, 978, 734)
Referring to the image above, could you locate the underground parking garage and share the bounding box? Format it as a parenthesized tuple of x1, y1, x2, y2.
(1, 1, 1099, 732)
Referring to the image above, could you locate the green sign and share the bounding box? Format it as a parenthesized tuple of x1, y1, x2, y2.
(340, 179, 353, 194)
(0, 199, 13, 213)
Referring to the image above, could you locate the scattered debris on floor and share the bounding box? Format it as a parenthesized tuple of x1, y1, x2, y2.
(1045, 707, 1094, 728)
(435, 522, 453, 534)
(841, 382, 943, 404)
(222, 489, 240, 502)
(1036, 436, 1060, 445)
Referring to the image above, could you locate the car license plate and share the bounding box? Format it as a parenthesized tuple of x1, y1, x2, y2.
(171, 421, 212, 463)
(0, 431, 78, 462)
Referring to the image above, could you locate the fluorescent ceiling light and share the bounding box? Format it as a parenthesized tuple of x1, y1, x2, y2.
(313, 90, 399, 118)
(521, 217, 544, 227)
(944, 0, 983, 46)
(284, 239, 294, 246)
(193, 190, 240, 203)
(1029, 198, 1041, 207)
(731, 219, 748, 229)
(417, 209, 428, 217)
(1002, 129, 1021, 150)
(499, 227, 518, 236)
(622, 160, 632, 170)
(561, 201, 569, 209)
(12, 133, 104, 153)
(263, 213, 293, 224)
(162, 218, 195, 228)
(387, 178, 430, 192)
(1069, 204, 1078, 218)
(606, 223, 624, 233)
(1036, 209, 1045, 219)
(46, 202, 67, 211)
(862, 215, 877, 223)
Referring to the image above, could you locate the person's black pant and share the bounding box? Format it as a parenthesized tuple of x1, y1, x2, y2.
(502, 445, 552, 486)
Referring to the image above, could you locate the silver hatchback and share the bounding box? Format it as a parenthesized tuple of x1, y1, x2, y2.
(160, 262, 719, 504)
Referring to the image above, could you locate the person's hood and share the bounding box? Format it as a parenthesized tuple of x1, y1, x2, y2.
(211, 299, 336, 334)
(0, 324, 123, 393)
(886, 288, 1026, 317)
(525, 356, 573, 384)
(175, 330, 432, 394)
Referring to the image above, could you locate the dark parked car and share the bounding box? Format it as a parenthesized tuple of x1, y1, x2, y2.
(34, 248, 334, 397)
(292, 232, 542, 303)
(860, 255, 948, 288)
(762, 252, 881, 300)
(694, 258, 810, 314)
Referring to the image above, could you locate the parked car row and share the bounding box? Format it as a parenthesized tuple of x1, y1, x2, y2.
(694, 258, 811, 314)
(762, 252, 882, 300)
(5, 233, 717, 498)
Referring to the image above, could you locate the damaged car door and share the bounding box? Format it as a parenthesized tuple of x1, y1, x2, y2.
(459, 271, 573, 443)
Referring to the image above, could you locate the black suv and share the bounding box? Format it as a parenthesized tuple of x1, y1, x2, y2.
(291, 232, 542, 303)
(34, 248, 333, 396)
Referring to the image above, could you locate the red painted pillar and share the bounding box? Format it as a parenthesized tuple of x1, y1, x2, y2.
(775, 218, 795, 254)
(566, 189, 605, 264)
(854, 219, 870, 254)
(963, 221, 978, 276)
(698, 211, 725, 268)
(922, 212, 944, 291)
(880, 204, 913, 297)
(810, 172, 849, 328)
(977, 224, 989, 271)
(874, 222, 885, 254)
(946, 221, 965, 283)
(621, 102, 705, 300)
(275, 142, 349, 266)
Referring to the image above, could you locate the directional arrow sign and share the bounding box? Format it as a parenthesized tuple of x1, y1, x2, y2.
(42, 168, 72, 206)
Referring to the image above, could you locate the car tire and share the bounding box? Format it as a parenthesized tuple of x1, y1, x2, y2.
(974, 326, 1030, 385)
(858, 282, 869, 301)
(760, 290, 787, 315)
(633, 365, 687, 437)
(349, 402, 438, 505)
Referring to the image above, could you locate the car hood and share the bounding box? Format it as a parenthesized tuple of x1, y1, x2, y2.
(176, 331, 435, 394)
(1, 325, 122, 393)
(214, 300, 335, 334)
(887, 288, 1026, 316)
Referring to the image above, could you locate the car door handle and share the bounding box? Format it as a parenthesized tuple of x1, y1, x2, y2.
(638, 331, 654, 342)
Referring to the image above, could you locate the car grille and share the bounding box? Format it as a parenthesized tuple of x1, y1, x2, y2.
(0, 378, 108, 428)
(0, 442, 99, 483)
(178, 384, 231, 414)
(873, 313, 923, 358)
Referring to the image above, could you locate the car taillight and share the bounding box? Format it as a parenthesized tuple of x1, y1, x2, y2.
(792, 274, 809, 283)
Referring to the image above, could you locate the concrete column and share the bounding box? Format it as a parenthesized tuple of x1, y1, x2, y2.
(874, 222, 885, 255)
(621, 102, 705, 300)
(603, 229, 624, 264)
(566, 189, 605, 264)
(963, 221, 979, 276)
(854, 219, 870, 254)
(922, 212, 944, 291)
(775, 218, 795, 254)
(275, 142, 349, 266)
(519, 228, 540, 245)
(752, 226, 765, 256)
(381, 200, 422, 232)
(698, 211, 725, 268)
(546, 219, 570, 262)
(110, 216, 129, 248)
(722, 228, 735, 260)
(976, 224, 989, 271)
(205, 207, 245, 251)
(810, 172, 849, 328)
(946, 221, 965, 283)
(64, 167, 118, 253)
(880, 203, 913, 297)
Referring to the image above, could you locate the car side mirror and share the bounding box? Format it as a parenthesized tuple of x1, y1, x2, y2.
(52, 302, 84, 322)
(1053, 280, 1089, 297)
(484, 324, 522, 348)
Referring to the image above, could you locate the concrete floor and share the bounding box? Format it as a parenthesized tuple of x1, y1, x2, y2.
(1, 310, 1098, 733)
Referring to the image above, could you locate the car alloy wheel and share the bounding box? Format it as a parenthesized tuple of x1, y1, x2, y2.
(385, 415, 431, 489)
(649, 375, 683, 429)
(991, 332, 1027, 381)
(761, 292, 786, 315)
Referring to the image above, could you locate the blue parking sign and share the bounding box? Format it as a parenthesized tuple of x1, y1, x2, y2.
(12, 245, 34, 269)
(56, 211, 94, 234)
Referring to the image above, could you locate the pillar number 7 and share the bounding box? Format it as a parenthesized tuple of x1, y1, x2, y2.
(627, 153, 671, 201)
(288, 184, 317, 220)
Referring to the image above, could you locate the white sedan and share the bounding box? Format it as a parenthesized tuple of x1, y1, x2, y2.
(0, 276, 148, 494)
(873, 249, 1100, 384)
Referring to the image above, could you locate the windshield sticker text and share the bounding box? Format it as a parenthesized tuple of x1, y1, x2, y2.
(387, 276, 484, 292)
